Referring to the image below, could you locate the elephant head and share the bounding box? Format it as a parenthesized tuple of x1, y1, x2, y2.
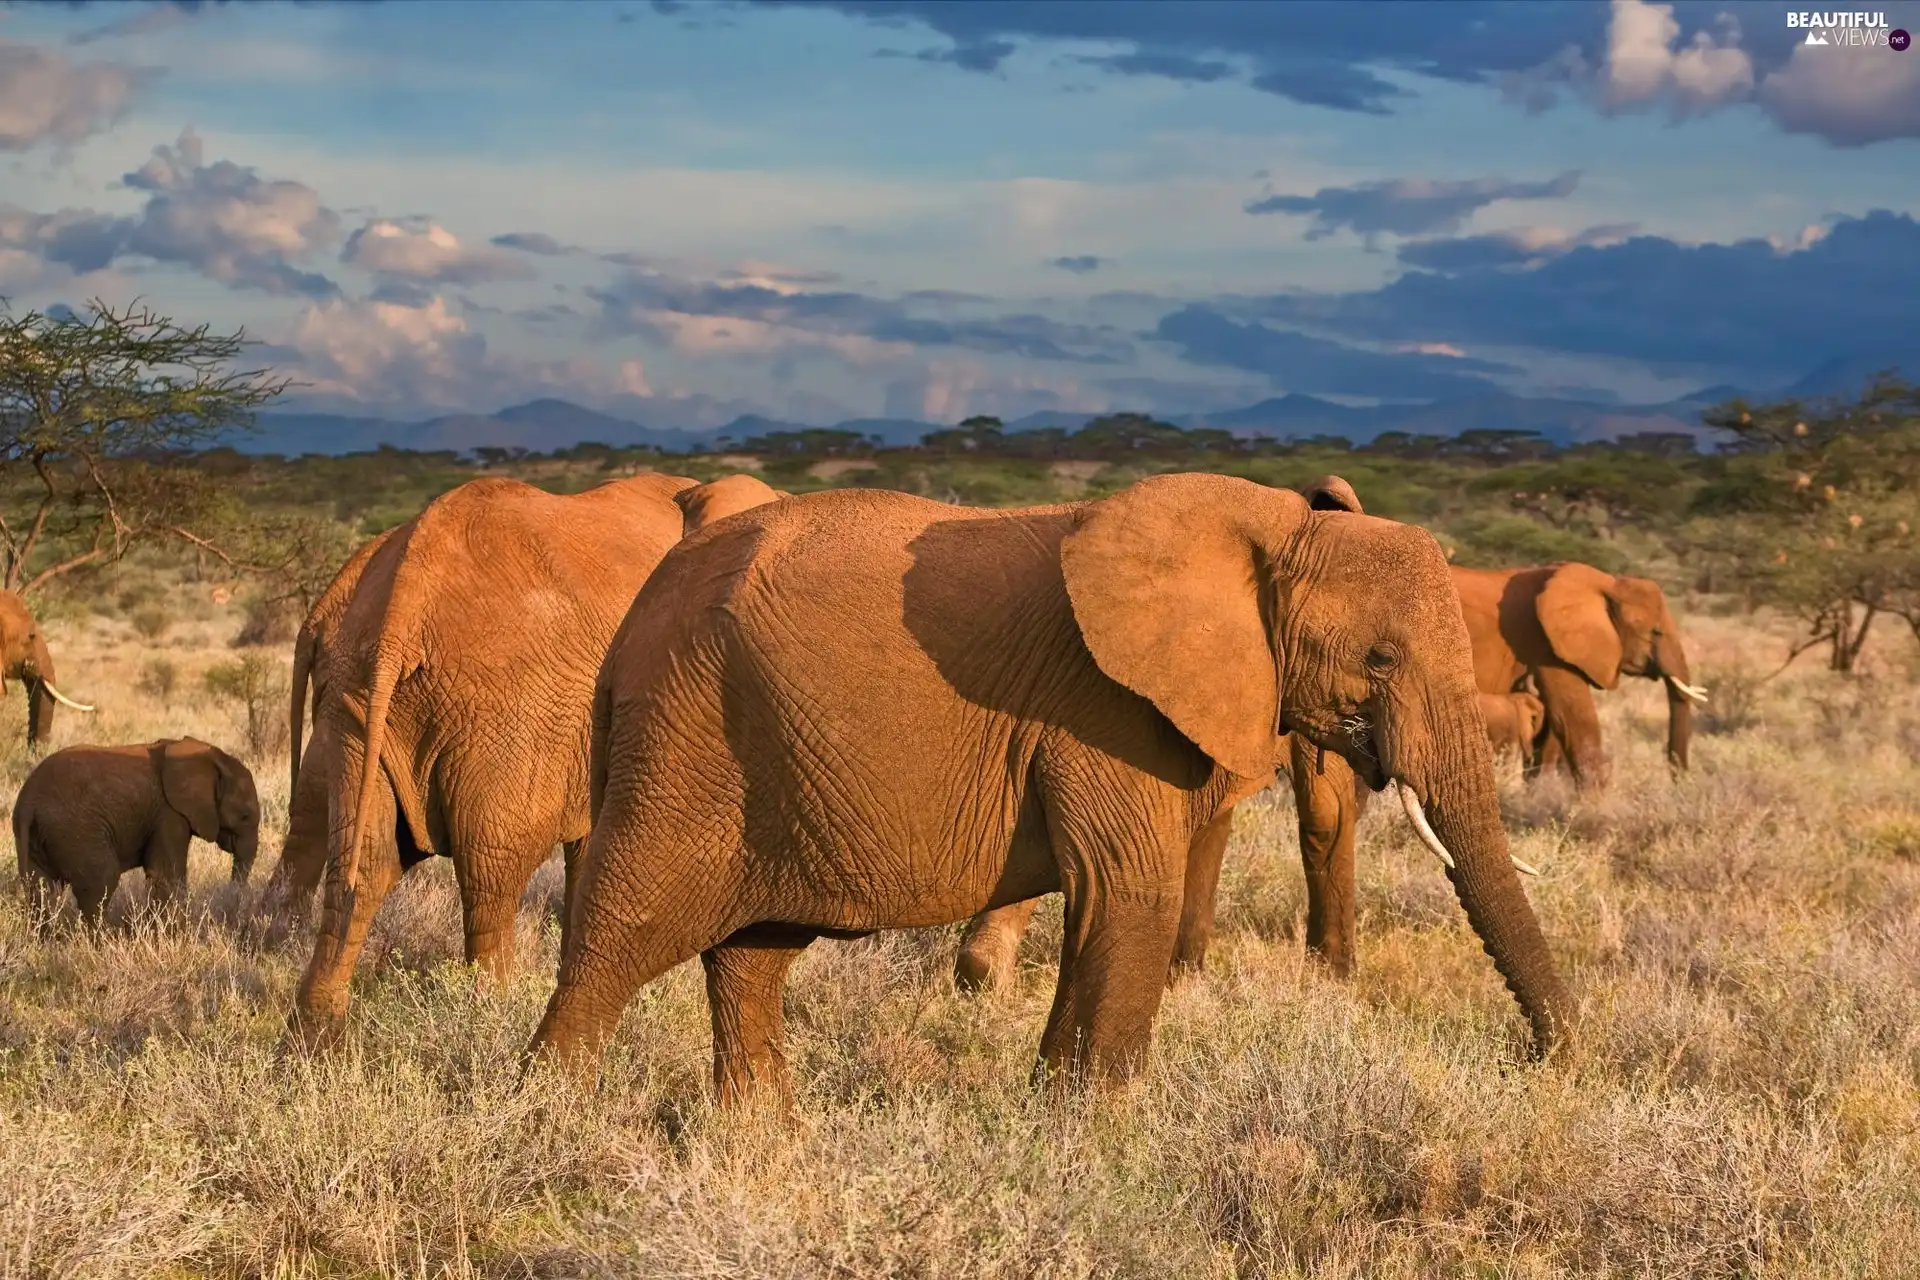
(676, 474, 791, 537)
(1061, 475, 1574, 1055)
(0, 590, 94, 750)
(159, 738, 262, 882)
(1536, 563, 1706, 770)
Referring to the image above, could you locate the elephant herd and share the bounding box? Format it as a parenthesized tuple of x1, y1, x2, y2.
(9, 466, 1707, 1105)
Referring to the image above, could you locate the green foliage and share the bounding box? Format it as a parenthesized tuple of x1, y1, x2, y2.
(1444, 513, 1627, 572)
(129, 605, 172, 641)
(203, 652, 289, 758)
(1686, 375, 1920, 671)
(0, 297, 291, 595)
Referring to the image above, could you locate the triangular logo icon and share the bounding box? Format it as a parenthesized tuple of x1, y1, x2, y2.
(1804, 29, 1829, 44)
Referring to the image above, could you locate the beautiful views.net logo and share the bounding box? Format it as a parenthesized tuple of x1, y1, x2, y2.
(1784, 11, 1910, 48)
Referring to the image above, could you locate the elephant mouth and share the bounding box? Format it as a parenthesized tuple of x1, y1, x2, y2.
(1336, 710, 1390, 791)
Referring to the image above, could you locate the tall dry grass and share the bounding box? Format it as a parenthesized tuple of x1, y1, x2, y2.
(2, 586, 1917, 1278)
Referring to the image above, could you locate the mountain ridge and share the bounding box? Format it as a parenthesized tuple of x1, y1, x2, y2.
(229, 358, 1916, 457)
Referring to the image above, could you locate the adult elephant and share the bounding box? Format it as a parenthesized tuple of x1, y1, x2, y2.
(0, 590, 95, 752)
(526, 474, 1575, 1104)
(1455, 563, 1707, 792)
(284, 471, 700, 1046)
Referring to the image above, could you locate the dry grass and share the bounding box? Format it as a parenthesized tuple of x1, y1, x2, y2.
(3, 588, 1918, 1278)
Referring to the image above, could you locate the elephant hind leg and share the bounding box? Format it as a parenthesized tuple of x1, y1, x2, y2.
(527, 819, 742, 1086)
(953, 898, 1041, 993)
(1170, 806, 1236, 979)
(21, 868, 66, 937)
(452, 844, 541, 989)
(286, 788, 406, 1048)
(703, 923, 814, 1111)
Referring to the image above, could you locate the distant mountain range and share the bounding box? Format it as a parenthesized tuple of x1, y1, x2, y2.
(228, 356, 1917, 458)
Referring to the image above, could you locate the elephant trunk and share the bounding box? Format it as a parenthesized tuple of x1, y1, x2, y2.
(230, 831, 259, 884)
(1653, 633, 1700, 771)
(1390, 704, 1574, 1057)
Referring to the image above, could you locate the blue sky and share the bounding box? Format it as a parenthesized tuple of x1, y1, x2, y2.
(2, 0, 1918, 428)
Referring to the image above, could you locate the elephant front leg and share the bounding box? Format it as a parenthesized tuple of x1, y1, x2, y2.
(1035, 877, 1184, 1089)
(953, 898, 1041, 992)
(702, 923, 814, 1111)
(1534, 667, 1609, 793)
(142, 827, 191, 920)
(1170, 806, 1236, 978)
(1290, 738, 1365, 978)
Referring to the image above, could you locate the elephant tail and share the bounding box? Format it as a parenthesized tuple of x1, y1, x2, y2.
(289, 624, 316, 797)
(341, 644, 406, 901)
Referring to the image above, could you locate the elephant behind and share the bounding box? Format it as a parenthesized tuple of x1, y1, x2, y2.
(285, 470, 700, 1044)
(1480, 689, 1546, 763)
(14, 737, 259, 931)
(528, 474, 1574, 1103)
(1455, 562, 1707, 791)
(0, 590, 95, 752)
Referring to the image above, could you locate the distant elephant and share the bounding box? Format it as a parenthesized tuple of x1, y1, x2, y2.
(1454, 563, 1707, 792)
(283, 471, 699, 1046)
(0, 590, 95, 752)
(1101, 560, 1702, 989)
(951, 474, 1375, 992)
(1480, 689, 1546, 763)
(13, 737, 259, 931)
(527, 473, 1574, 1104)
(676, 474, 791, 535)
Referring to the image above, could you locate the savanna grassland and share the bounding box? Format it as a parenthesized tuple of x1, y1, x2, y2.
(2, 445, 1918, 1278)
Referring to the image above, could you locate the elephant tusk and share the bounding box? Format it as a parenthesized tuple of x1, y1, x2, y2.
(1667, 677, 1709, 705)
(41, 680, 95, 712)
(1396, 781, 1456, 871)
(1509, 854, 1542, 877)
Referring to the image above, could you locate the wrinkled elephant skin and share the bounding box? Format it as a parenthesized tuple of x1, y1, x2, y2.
(527, 474, 1575, 1106)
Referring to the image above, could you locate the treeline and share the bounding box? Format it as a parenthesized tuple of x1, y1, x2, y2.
(6, 299, 1917, 675)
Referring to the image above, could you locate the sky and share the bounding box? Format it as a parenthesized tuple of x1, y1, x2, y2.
(2, 0, 1918, 429)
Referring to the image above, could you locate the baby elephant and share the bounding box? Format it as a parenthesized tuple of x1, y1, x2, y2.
(14, 737, 260, 931)
(1480, 690, 1546, 763)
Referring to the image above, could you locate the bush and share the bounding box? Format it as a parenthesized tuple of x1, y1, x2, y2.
(137, 658, 179, 704)
(202, 653, 289, 759)
(232, 595, 296, 648)
(130, 605, 172, 641)
(1697, 667, 1761, 735)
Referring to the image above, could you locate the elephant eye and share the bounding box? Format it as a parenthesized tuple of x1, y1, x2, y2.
(1365, 643, 1401, 674)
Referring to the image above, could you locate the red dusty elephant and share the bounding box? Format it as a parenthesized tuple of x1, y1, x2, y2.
(281, 471, 705, 1045)
(526, 474, 1575, 1104)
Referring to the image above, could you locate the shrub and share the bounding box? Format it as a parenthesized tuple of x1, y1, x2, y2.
(202, 653, 289, 759)
(232, 595, 296, 648)
(1697, 667, 1762, 735)
(130, 605, 172, 641)
(137, 658, 179, 704)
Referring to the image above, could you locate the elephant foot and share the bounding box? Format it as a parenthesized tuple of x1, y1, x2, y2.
(953, 939, 1017, 993)
(281, 993, 349, 1054)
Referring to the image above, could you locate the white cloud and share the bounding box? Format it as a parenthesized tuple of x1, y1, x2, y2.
(340, 218, 536, 285)
(121, 129, 342, 296)
(1598, 0, 1753, 115)
(0, 38, 153, 152)
(286, 293, 654, 414)
(1761, 38, 1920, 147)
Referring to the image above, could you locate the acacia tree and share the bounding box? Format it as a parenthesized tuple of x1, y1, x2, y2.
(0, 297, 292, 595)
(1690, 374, 1920, 672)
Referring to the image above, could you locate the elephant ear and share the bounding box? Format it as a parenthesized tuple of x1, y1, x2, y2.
(1061, 473, 1302, 779)
(158, 738, 222, 842)
(1298, 474, 1363, 514)
(675, 474, 789, 536)
(1537, 563, 1623, 690)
